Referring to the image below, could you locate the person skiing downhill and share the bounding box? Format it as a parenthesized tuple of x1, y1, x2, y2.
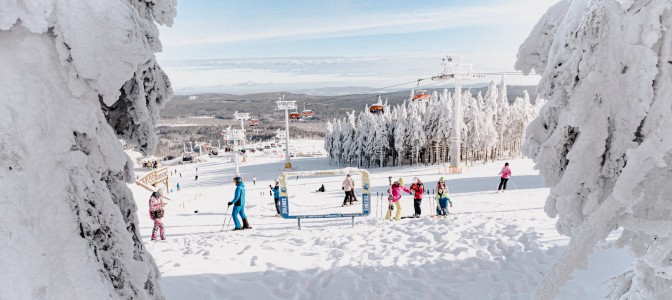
(435, 187, 452, 217)
(386, 178, 412, 221)
(149, 188, 166, 241)
(228, 177, 251, 230)
(498, 162, 512, 192)
(409, 177, 425, 217)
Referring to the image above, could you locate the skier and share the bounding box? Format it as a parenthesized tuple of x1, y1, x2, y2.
(342, 174, 355, 206)
(228, 177, 251, 230)
(270, 181, 281, 216)
(253, 176, 257, 185)
(195, 170, 198, 181)
(409, 177, 425, 217)
(176, 182, 180, 191)
(386, 178, 412, 221)
(435, 187, 452, 217)
(317, 184, 325, 192)
(149, 188, 166, 241)
(498, 162, 512, 192)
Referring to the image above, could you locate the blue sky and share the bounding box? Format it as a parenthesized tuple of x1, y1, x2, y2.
(157, 0, 559, 94)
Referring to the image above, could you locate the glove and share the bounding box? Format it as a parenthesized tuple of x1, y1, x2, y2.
(342, 187, 344, 190)
(227, 202, 232, 206)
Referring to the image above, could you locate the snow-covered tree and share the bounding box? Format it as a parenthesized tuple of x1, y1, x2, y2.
(394, 104, 409, 166)
(1, 0, 176, 299)
(331, 119, 343, 165)
(406, 102, 426, 166)
(516, 0, 672, 298)
(324, 121, 334, 164)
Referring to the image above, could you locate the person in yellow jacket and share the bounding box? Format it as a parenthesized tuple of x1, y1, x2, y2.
(385, 178, 412, 220)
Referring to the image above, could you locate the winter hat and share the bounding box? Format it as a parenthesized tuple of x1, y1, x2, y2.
(439, 177, 444, 182)
(398, 178, 404, 185)
(156, 187, 164, 196)
(412, 177, 418, 183)
(233, 177, 242, 183)
(346, 174, 351, 177)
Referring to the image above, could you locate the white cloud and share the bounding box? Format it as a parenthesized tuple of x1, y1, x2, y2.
(161, 0, 557, 47)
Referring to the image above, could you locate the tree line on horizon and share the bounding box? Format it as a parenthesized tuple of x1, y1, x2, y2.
(323, 77, 543, 168)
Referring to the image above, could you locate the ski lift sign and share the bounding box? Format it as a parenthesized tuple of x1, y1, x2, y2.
(277, 168, 371, 220)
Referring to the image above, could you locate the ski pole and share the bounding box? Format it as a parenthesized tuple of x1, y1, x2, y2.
(510, 179, 518, 190)
(221, 205, 230, 231)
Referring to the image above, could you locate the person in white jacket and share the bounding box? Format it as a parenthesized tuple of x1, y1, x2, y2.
(342, 174, 355, 206)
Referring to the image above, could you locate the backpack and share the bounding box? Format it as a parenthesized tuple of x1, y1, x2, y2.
(152, 208, 165, 219)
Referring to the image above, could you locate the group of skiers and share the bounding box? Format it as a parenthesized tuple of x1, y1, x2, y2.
(147, 162, 513, 239)
(384, 176, 453, 221)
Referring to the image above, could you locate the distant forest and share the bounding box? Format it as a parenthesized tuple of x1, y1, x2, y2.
(155, 85, 537, 156)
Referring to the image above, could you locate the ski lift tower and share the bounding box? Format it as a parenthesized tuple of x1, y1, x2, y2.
(276, 95, 296, 169)
(222, 127, 245, 176)
(431, 56, 485, 170)
(233, 111, 251, 161)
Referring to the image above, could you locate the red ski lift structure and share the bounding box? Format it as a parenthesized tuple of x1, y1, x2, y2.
(301, 104, 314, 119)
(369, 95, 385, 114)
(412, 89, 432, 103)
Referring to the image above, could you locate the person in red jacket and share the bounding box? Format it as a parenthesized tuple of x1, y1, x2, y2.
(409, 177, 425, 218)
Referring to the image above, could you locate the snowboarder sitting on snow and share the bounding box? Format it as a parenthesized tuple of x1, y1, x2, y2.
(149, 188, 166, 241)
(270, 181, 281, 216)
(409, 177, 425, 218)
(435, 187, 452, 216)
(498, 162, 512, 192)
(386, 178, 412, 221)
(317, 184, 325, 192)
(228, 177, 251, 230)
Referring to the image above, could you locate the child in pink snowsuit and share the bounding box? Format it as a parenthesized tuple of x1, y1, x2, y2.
(498, 162, 512, 192)
(149, 188, 166, 240)
(386, 178, 412, 220)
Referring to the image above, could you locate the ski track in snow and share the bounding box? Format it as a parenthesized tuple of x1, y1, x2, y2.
(129, 141, 631, 299)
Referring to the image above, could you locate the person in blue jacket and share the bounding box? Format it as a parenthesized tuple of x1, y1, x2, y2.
(270, 181, 281, 216)
(228, 177, 251, 230)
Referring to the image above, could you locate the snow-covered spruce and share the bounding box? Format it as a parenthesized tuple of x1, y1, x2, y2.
(516, 0, 672, 299)
(324, 80, 539, 168)
(0, 0, 175, 299)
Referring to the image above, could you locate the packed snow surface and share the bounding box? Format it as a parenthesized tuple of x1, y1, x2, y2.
(130, 141, 632, 299)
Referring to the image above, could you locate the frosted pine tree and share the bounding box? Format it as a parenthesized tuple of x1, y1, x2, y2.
(517, 0, 672, 298)
(324, 121, 334, 164)
(0, 0, 176, 299)
(406, 103, 426, 166)
(394, 105, 408, 166)
(331, 120, 343, 165)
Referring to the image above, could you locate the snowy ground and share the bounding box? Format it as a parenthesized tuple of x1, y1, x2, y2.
(129, 140, 632, 299)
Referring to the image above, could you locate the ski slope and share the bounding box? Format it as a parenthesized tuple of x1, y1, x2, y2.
(129, 140, 632, 299)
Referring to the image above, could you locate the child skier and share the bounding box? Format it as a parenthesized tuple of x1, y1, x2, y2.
(409, 177, 425, 217)
(498, 162, 512, 192)
(386, 178, 412, 221)
(435, 187, 452, 217)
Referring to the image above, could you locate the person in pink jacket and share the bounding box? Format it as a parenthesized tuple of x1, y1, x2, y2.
(498, 162, 512, 192)
(386, 178, 412, 220)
